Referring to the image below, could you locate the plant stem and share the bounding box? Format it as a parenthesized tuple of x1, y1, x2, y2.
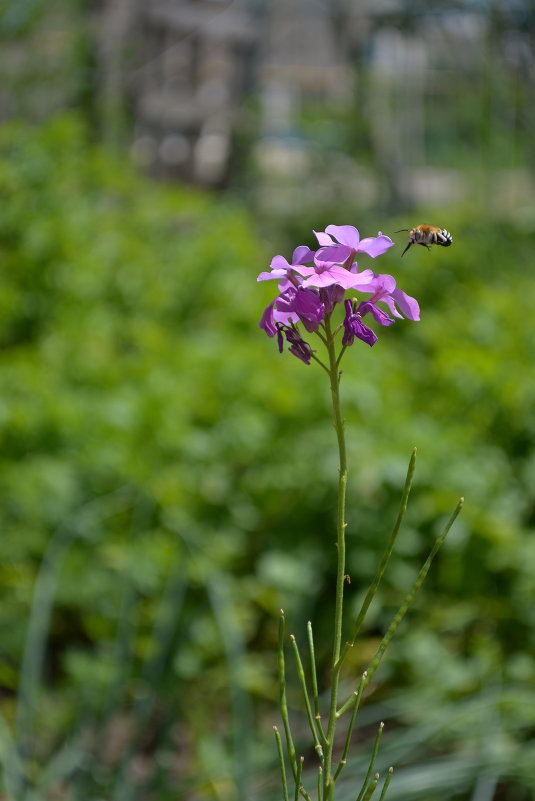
(378, 768, 394, 801)
(273, 726, 290, 801)
(307, 621, 328, 746)
(278, 610, 297, 780)
(290, 635, 324, 760)
(356, 723, 384, 801)
(323, 314, 348, 800)
(333, 672, 367, 779)
(336, 448, 417, 674)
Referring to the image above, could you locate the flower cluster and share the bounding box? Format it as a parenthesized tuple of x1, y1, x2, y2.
(258, 225, 420, 364)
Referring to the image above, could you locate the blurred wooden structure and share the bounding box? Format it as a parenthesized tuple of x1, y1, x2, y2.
(129, 0, 257, 185)
(1, 0, 533, 207)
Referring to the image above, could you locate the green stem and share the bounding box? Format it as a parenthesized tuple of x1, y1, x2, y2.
(322, 314, 348, 800)
(378, 768, 394, 801)
(278, 610, 297, 780)
(336, 496, 464, 721)
(333, 672, 367, 779)
(356, 723, 384, 801)
(290, 635, 324, 761)
(337, 448, 417, 674)
(361, 773, 380, 801)
(307, 621, 327, 746)
(362, 497, 464, 692)
(335, 344, 347, 369)
(310, 352, 331, 375)
(295, 756, 304, 801)
(273, 726, 290, 801)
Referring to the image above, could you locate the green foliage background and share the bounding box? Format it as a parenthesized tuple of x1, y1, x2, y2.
(0, 115, 534, 800)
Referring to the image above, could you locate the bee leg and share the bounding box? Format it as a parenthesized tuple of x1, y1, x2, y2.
(401, 241, 412, 257)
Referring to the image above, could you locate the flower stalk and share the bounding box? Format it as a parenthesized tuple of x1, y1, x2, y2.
(262, 223, 463, 801)
(323, 312, 349, 801)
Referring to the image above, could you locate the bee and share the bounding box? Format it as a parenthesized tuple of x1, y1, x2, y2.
(395, 224, 453, 257)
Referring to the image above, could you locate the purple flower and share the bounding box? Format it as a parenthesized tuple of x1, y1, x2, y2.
(284, 327, 312, 365)
(342, 300, 378, 348)
(257, 242, 374, 294)
(315, 225, 394, 266)
(341, 272, 418, 348)
(259, 307, 313, 363)
(276, 286, 325, 332)
(362, 273, 420, 321)
(259, 300, 278, 337)
(298, 260, 375, 291)
(257, 245, 315, 284)
(320, 284, 346, 314)
(259, 285, 325, 339)
(258, 224, 420, 362)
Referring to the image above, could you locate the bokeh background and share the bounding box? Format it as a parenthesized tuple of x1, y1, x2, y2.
(0, 1, 534, 800)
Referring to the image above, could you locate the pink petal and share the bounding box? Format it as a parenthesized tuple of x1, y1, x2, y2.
(290, 264, 316, 278)
(313, 230, 334, 246)
(292, 245, 315, 264)
(273, 308, 298, 325)
(366, 272, 397, 293)
(325, 225, 361, 249)
(315, 244, 352, 264)
(391, 288, 420, 321)
(345, 268, 375, 289)
(270, 255, 292, 271)
(357, 234, 395, 258)
(258, 269, 286, 282)
(376, 296, 404, 319)
(301, 272, 339, 289)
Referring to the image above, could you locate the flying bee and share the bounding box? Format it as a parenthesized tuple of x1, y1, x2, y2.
(395, 224, 453, 257)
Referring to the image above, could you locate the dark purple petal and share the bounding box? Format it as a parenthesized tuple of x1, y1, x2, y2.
(259, 301, 277, 337)
(293, 290, 324, 325)
(276, 287, 324, 328)
(301, 317, 320, 333)
(343, 299, 378, 347)
(358, 301, 394, 327)
(342, 299, 355, 346)
(320, 284, 345, 313)
(285, 328, 312, 365)
(353, 319, 378, 346)
(277, 327, 284, 353)
(342, 327, 354, 347)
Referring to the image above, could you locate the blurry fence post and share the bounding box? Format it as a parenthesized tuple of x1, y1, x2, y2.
(97, 0, 137, 150)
